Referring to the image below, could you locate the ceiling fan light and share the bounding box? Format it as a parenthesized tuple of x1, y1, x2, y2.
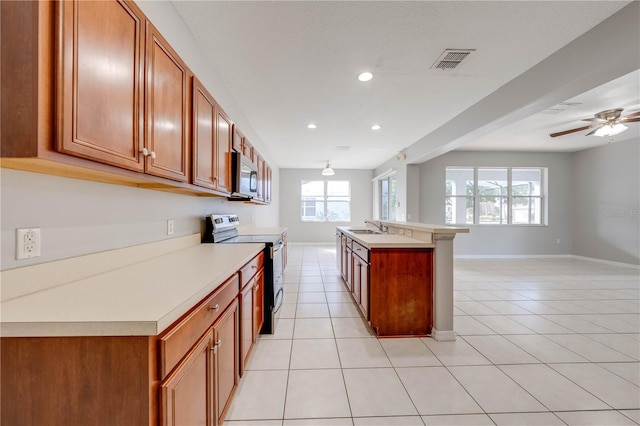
(593, 123, 628, 137)
(610, 123, 628, 136)
(321, 162, 335, 176)
(593, 125, 612, 137)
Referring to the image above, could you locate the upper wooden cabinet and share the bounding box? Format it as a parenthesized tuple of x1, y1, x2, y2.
(56, 0, 145, 172)
(192, 77, 232, 194)
(56, 1, 190, 182)
(232, 127, 243, 152)
(144, 23, 190, 182)
(215, 107, 233, 194)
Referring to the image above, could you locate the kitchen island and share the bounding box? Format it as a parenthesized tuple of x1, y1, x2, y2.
(1, 234, 265, 426)
(337, 220, 468, 341)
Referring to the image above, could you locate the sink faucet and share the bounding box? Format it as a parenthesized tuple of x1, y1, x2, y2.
(364, 220, 387, 234)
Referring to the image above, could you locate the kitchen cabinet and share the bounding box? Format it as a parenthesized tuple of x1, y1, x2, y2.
(56, 0, 190, 182)
(2, 0, 277, 203)
(56, 0, 145, 172)
(255, 155, 265, 202)
(160, 331, 213, 426)
(232, 127, 244, 152)
(336, 229, 434, 336)
(144, 22, 190, 182)
(214, 106, 233, 194)
(159, 274, 239, 426)
(352, 241, 369, 317)
(192, 77, 232, 194)
(239, 253, 265, 376)
(212, 300, 240, 426)
(265, 164, 273, 204)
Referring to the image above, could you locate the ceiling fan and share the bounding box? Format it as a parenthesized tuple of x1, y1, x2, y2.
(550, 108, 640, 138)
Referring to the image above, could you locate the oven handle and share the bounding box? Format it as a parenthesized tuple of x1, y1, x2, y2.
(273, 288, 284, 312)
(270, 240, 285, 258)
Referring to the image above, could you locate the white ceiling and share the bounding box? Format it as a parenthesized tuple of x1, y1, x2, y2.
(171, 1, 637, 170)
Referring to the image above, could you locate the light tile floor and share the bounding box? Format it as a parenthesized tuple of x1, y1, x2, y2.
(225, 244, 640, 426)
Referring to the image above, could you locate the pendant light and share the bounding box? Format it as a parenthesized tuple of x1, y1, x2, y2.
(321, 161, 335, 176)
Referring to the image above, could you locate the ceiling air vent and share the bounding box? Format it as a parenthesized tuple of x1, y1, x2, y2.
(431, 49, 475, 70)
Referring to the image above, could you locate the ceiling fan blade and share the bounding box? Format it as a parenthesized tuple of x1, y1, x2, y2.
(620, 116, 640, 123)
(549, 125, 593, 138)
(623, 111, 640, 119)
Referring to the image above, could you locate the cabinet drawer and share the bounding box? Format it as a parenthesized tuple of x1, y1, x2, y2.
(240, 252, 264, 289)
(159, 273, 239, 378)
(352, 241, 368, 262)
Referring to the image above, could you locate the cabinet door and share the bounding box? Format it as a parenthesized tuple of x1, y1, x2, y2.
(346, 247, 353, 292)
(255, 155, 264, 201)
(265, 165, 272, 204)
(57, 0, 144, 172)
(232, 127, 243, 152)
(160, 331, 213, 426)
(192, 78, 215, 189)
(352, 255, 362, 304)
(145, 22, 190, 182)
(239, 282, 254, 376)
(214, 106, 233, 194)
(360, 263, 369, 318)
(253, 269, 265, 334)
(213, 300, 239, 425)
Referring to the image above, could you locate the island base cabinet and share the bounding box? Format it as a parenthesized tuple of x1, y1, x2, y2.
(1, 336, 158, 426)
(369, 248, 433, 337)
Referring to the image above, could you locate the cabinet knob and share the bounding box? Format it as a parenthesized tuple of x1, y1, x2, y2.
(208, 304, 220, 312)
(140, 148, 156, 159)
(215, 339, 222, 348)
(254, 285, 259, 291)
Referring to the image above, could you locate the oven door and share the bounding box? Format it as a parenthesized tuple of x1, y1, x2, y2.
(271, 240, 284, 325)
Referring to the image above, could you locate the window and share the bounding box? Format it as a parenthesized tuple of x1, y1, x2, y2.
(379, 175, 397, 221)
(301, 180, 350, 222)
(446, 167, 545, 225)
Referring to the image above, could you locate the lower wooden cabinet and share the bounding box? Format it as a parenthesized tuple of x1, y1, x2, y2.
(239, 257, 265, 377)
(213, 300, 239, 426)
(161, 331, 214, 426)
(160, 299, 239, 426)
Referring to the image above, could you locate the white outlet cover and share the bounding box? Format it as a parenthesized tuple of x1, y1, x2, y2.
(16, 228, 41, 260)
(167, 220, 175, 235)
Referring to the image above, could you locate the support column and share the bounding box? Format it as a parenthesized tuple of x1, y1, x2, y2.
(432, 233, 456, 341)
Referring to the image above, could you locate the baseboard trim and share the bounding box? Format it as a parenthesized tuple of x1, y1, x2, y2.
(571, 255, 640, 269)
(431, 329, 456, 342)
(454, 254, 639, 269)
(454, 254, 573, 259)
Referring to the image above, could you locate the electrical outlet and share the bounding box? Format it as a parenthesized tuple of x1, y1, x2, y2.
(407, 229, 413, 237)
(16, 228, 41, 260)
(167, 220, 175, 235)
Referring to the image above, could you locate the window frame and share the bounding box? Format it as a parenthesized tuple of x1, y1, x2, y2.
(445, 166, 547, 226)
(300, 179, 351, 223)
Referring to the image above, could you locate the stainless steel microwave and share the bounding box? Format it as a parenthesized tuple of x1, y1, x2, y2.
(230, 152, 258, 199)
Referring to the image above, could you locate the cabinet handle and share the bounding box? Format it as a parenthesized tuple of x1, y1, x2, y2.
(251, 265, 258, 269)
(140, 148, 157, 159)
(254, 284, 260, 291)
(208, 304, 220, 312)
(211, 345, 218, 353)
(215, 339, 222, 348)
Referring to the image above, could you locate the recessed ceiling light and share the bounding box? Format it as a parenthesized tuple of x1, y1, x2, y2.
(307, 123, 317, 129)
(371, 124, 381, 130)
(358, 72, 373, 82)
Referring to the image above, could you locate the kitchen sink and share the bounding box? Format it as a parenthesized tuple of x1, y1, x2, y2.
(349, 229, 381, 234)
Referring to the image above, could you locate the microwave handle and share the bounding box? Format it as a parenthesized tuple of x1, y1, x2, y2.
(249, 171, 258, 192)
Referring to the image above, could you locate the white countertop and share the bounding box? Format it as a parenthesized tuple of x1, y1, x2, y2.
(337, 227, 435, 249)
(0, 238, 263, 337)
